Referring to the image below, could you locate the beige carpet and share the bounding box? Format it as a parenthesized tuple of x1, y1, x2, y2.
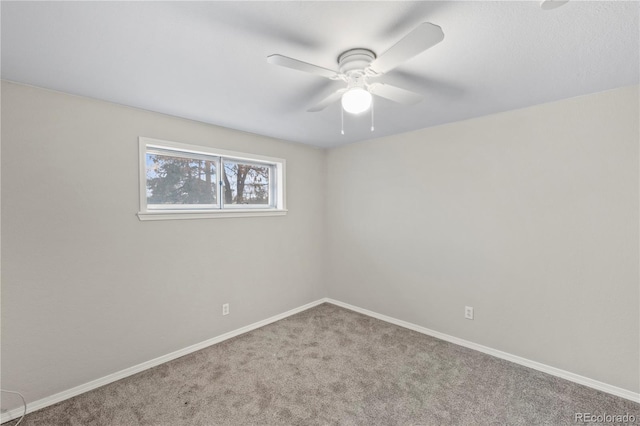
(10, 303, 639, 425)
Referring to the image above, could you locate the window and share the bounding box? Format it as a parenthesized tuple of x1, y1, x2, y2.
(138, 137, 286, 220)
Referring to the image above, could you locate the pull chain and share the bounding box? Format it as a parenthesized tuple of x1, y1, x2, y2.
(341, 106, 345, 135)
(370, 97, 375, 132)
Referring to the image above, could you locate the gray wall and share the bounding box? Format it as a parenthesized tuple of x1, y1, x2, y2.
(326, 86, 639, 393)
(1, 81, 326, 405)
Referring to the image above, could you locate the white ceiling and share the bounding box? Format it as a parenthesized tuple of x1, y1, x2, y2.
(2, 1, 638, 148)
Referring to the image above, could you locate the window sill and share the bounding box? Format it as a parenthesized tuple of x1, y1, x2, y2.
(137, 209, 288, 221)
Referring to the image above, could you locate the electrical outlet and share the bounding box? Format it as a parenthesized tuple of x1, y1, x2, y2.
(222, 303, 229, 316)
(465, 306, 474, 320)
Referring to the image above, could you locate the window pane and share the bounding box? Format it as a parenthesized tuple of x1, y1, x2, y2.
(222, 159, 270, 205)
(146, 153, 217, 207)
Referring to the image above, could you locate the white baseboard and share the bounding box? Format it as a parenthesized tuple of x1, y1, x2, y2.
(0, 298, 327, 423)
(3, 296, 637, 423)
(325, 298, 640, 403)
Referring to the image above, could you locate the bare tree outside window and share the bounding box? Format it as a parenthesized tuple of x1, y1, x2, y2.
(222, 160, 270, 205)
(146, 153, 217, 206)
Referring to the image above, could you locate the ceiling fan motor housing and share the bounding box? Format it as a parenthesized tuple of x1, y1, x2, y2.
(338, 49, 376, 87)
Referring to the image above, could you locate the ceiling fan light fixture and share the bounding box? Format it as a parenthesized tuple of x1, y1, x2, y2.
(341, 87, 372, 114)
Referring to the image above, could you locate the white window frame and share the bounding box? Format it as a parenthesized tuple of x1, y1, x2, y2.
(137, 137, 286, 221)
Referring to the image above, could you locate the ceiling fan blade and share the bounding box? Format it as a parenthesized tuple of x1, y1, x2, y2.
(267, 54, 339, 80)
(369, 83, 423, 105)
(307, 88, 348, 112)
(369, 22, 444, 75)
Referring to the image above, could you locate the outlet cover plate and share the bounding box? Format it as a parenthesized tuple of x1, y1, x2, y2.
(465, 306, 474, 320)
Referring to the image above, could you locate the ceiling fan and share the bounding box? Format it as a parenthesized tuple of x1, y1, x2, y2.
(267, 22, 445, 116)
